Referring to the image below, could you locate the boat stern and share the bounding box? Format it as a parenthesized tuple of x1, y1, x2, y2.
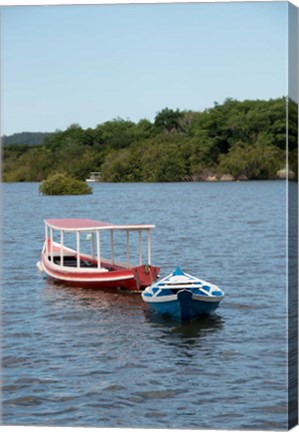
(132, 264, 160, 291)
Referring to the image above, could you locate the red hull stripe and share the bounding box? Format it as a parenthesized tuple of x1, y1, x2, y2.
(42, 261, 134, 283)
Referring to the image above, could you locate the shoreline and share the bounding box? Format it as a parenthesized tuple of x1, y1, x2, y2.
(3, 177, 297, 184)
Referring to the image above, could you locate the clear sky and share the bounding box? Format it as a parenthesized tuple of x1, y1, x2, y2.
(1, 1, 291, 135)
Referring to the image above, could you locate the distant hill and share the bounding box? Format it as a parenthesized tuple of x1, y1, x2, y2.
(2, 132, 53, 146)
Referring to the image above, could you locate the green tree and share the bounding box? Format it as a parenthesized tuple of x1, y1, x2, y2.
(154, 108, 184, 133)
(140, 142, 185, 182)
(95, 118, 136, 150)
(219, 141, 284, 179)
(100, 149, 132, 182)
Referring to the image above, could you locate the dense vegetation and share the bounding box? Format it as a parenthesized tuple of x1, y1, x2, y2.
(39, 173, 92, 195)
(2, 97, 297, 182)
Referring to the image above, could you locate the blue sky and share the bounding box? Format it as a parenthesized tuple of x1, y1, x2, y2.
(2, 2, 290, 135)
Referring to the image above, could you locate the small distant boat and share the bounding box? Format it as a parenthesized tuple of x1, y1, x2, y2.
(86, 172, 101, 182)
(37, 218, 160, 291)
(142, 267, 224, 320)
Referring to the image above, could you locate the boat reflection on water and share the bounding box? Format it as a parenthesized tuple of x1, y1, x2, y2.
(43, 277, 146, 312)
(143, 307, 224, 341)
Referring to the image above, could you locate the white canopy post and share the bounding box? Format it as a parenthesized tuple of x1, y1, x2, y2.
(147, 228, 151, 265)
(126, 230, 130, 268)
(50, 228, 54, 262)
(111, 230, 115, 265)
(76, 231, 80, 268)
(139, 230, 142, 265)
(96, 230, 101, 268)
(45, 224, 48, 257)
(91, 232, 95, 259)
(60, 230, 64, 266)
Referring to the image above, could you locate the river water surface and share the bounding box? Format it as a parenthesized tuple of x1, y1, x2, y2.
(2, 181, 289, 429)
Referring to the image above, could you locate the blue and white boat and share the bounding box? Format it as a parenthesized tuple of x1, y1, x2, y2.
(142, 267, 224, 321)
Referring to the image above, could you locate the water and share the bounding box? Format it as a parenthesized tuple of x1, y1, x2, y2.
(1, 181, 290, 429)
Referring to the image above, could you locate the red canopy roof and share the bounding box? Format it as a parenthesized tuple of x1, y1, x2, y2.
(45, 219, 114, 230)
(45, 218, 154, 231)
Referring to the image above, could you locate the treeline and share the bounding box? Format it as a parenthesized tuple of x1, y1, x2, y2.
(2, 97, 298, 182)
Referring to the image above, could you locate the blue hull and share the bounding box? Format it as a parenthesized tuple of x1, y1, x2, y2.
(147, 290, 220, 321)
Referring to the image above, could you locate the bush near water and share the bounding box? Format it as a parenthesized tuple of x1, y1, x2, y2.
(3, 97, 298, 182)
(39, 172, 92, 195)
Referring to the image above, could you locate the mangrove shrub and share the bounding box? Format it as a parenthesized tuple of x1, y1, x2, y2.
(39, 172, 92, 195)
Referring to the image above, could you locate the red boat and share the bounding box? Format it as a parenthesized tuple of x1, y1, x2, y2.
(37, 218, 160, 291)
